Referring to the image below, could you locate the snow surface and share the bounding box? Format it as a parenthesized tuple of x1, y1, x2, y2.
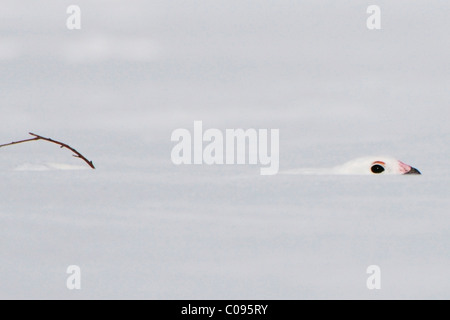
(1, 1, 450, 299)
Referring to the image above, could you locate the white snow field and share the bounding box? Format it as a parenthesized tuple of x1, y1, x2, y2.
(1, 1, 449, 299)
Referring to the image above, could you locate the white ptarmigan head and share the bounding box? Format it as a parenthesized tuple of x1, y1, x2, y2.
(334, 156, 421, 175)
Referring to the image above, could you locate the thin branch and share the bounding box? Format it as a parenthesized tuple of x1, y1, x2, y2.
(0, 137, 40, 148)
(0, 133, 95, 169)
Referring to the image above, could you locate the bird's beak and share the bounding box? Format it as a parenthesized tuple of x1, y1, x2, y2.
(398, 160, 421, 175)
(404, 167, 421, 175)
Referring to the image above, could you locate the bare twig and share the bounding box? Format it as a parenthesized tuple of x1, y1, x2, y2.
(0, 133, 95, 169)
(0, 136, 40, 148)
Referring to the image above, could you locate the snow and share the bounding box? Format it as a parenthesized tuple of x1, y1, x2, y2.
(1, 1, 450, 299)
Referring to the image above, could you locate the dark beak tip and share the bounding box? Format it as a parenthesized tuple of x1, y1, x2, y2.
(405, 167, 421, 175)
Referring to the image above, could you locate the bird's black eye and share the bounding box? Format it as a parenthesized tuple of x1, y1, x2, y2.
(371, 164, 385, 174)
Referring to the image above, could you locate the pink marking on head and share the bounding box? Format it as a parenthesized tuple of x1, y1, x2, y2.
(398, 161, 412, 174)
